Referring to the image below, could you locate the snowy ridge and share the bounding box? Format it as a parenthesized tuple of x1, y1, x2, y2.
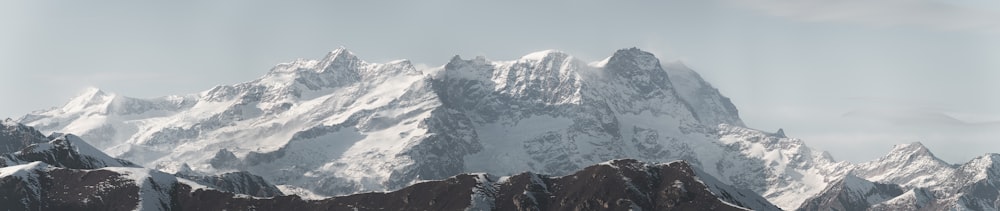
(854, 142, 955, 189)
(0, 118, 50, 154)
(0, 162, 181, 210)
(870, 188, 934, 210)
(0, 122, 137, 169)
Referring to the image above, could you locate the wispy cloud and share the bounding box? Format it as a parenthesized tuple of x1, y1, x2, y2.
(39, 71, 166, 84)
(729, 0, 1000, 33)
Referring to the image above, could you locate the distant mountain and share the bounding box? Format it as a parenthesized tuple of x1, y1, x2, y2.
(831, 143, 1000, 210)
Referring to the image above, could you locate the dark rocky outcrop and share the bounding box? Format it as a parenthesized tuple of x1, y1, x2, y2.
(170, 159, 774, 211)
(0, 118, 50, 154)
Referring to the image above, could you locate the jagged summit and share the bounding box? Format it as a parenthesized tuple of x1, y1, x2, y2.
(0, 119, 50, 154)
(885, 142, 940, 161)
(853, 141, 955, 189)
(317, 47, 362, 72)
(607, 47, 662, 72)
(78, 87, 107, 98)
(957, 153, 1000, 179)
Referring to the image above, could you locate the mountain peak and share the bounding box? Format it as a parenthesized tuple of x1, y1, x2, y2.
(609, 47, 657, 63)
(61, 87, 116, 113)
(874, 142, 948, 166)
(853, 141, 954, 187)
(888, 142, 932, 157)
(72, 87, 110, 101)
(605, 47, 663, 74)
(318, 47, 362, 72)
(81, 86, 106, 96)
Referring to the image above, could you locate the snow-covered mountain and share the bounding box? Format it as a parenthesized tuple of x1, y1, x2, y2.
(853, 142, 955, 190)
(17, 47, 857, 209)
(832, 142, 1000, 210)
(797, 174, 904, 211)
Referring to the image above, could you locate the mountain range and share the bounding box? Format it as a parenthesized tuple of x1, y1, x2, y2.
(8, 48, 1000, 210)
(0, 119, 775, 210)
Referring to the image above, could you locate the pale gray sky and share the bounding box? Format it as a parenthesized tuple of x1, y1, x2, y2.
(1, 0, 998, 163)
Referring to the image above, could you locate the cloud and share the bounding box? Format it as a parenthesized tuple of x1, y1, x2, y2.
(39, 71, 166, 83)
(841, 97, 1000, 127)
(842, 107, 1000, 127)
(729, 0, 1000, 33)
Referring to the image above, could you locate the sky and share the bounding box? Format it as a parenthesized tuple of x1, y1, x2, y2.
(1, 0, 998, 164)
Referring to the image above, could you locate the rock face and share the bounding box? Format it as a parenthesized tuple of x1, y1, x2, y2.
(175, 159, 778, 211)
(17, 48, 850, 209)
(0, 118, 49, 154)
